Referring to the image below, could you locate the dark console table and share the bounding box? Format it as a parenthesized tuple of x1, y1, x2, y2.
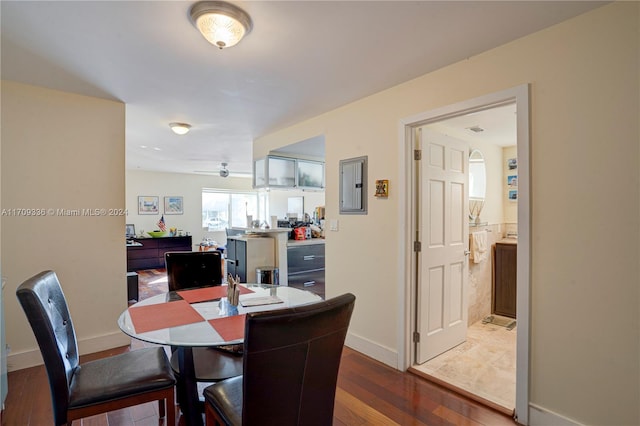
(126, 236, 192, 271)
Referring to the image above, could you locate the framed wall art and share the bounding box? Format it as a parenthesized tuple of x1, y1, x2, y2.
(374, 179, 389, 198)
(164, 196, 183, 215)
(138, 196, 159, 215)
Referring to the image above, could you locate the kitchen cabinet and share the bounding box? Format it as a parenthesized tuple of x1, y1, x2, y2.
(287, 241, 325, 298)
(254, 155, 324, 189)
(254, 156, 296, 188)
(126, 236, 192, 271)
(493, 241, 517, 318)
(297, 159, 324, 189)
(226, 236, 275, 283)
(254, 157, 266, 187)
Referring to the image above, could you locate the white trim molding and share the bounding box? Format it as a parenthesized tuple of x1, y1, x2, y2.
(529, 403, 584, 426)
(8, 331, 130, 371)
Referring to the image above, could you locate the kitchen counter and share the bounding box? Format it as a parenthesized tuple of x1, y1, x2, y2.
(287, 239, 325, 247)
(231, 227, 291, 235)
(230, 227, 290, 286)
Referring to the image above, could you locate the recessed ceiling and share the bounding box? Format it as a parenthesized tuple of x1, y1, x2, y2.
(1, 1, 607, 176)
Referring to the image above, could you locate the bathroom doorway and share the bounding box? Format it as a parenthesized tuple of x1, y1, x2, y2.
(400, 85, 530, 424)
(412, 104, 517, 413)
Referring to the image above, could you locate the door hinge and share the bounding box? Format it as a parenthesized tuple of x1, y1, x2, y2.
(414, 149, 422, 161)
(413, 331, 420, 343)
(414, 241, 421, 252)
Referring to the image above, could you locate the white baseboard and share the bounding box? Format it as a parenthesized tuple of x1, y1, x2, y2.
(8, 331, 131, 371)
(529, 403, 584, 426)
(345, 331, 399, 369)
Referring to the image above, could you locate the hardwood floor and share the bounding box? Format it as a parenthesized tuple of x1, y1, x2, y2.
(3, 269, 517, 425)
(4, 346, 515, 426)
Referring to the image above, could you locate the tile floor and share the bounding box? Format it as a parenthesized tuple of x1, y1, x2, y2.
(411, 317, 516, 411)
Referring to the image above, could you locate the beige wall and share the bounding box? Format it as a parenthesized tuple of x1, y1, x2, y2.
(126, 170, 253, 246)
(126, 171, 325, 244)
(254, 3, 639, 425)
(2, 81, 128, 369)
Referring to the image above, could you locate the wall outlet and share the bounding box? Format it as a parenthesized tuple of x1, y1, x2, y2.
(329, 219, 339, 231)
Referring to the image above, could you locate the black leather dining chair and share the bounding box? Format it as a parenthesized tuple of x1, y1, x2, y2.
(164, 251, 243, 399)
(165, 250, 224, 290)
(203, 293, 356, 426)
(16, 270, 176, 426)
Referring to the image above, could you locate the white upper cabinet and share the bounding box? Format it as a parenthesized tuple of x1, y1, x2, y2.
(297, 159, 324, 189)
(254, 156, 324, 190)
(268, 156, 296, 186)
(254, 157, 267, 187)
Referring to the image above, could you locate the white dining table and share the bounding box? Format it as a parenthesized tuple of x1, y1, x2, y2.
(118, 284, 322, 426)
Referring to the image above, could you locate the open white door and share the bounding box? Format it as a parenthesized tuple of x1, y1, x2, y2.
(415, 126, 469, 364)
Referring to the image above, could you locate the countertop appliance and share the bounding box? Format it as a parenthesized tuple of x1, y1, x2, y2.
(277, 220, 314, 240)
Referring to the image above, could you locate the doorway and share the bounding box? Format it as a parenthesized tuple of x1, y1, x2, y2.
(399, 85, 530, 424)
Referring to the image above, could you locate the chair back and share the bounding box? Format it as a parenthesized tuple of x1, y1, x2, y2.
(241, 293, 355, 425)
(165, 251, 222, 291)
(16, 270, 78, 425)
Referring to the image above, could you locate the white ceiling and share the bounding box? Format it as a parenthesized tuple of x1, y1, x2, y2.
(1, 1, 606, 177)
(433, 102, 517, 147)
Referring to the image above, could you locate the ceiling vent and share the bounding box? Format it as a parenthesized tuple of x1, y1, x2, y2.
(467, 125, 485, 133)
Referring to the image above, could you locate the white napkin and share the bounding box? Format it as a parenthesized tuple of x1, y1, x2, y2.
(240, 296, 283, 307)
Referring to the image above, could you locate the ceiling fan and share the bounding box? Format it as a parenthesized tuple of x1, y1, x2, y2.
(219, 162, 229, 178)
(193, 162, 251, 178)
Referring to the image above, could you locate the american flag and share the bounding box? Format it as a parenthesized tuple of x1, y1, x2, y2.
(157, 215, 166, 232)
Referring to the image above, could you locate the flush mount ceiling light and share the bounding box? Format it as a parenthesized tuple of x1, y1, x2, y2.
(169, 122, 192, 135)
(190, 1, 253, 49)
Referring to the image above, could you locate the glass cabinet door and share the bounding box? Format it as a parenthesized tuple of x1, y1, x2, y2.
(254, 157, 266, 187)
(297, 160, 324, 189)
(268, 156, 296, 187)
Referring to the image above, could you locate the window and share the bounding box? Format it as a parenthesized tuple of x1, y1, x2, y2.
(202, 189, 260, 231)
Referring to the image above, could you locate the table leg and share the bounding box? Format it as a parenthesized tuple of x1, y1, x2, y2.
(178, 346, 203, 426)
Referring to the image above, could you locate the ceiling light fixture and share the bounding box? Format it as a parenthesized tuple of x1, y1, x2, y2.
(169, 122, 192, 135)
(190, 1, 253, 49)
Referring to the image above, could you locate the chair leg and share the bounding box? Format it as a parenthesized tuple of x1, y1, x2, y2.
(165, 391, 176, 426)
(158, 388, 176, 426)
